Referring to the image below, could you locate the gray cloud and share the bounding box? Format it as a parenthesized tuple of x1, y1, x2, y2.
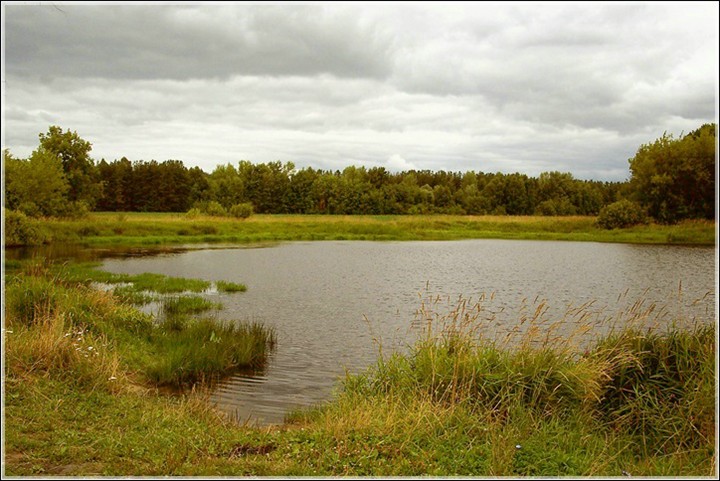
(5, 5, 395, 80)
(2, 2, 717, 181)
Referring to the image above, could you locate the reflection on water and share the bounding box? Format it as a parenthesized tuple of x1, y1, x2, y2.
(12, 239, 715, 426)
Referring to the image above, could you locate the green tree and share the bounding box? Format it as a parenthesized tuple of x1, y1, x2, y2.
(4, 148, 70, 217)
(209, 164, 245, 209)
(628, 124, 716, 223)
(38, 126, 102, 208)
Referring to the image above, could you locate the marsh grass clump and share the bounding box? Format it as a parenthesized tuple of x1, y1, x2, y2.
(216, 280, 247, 292)
(589, 324, 716, 453)
(4, 273, 61, 325)
(147, 319, 276, 387)
(161, 295, 223, 316)
(125, 273, 211, 293)
(112, 284, 156, 305)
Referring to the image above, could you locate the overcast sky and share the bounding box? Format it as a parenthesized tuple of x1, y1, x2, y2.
(2, 2, 718, 181)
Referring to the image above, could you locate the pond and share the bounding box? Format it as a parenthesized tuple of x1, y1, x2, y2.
(93, 239, 716, 425)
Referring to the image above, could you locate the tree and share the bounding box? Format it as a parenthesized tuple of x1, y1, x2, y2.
(38, 126, 102, 208)
(4, 148, 70, 217)
(628, 124, 716, 223)
(209, 163, 245, 209)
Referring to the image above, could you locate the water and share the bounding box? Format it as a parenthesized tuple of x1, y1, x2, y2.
(91, 239, 717, 425)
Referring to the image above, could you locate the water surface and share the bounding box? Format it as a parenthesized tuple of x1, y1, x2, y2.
(98, 240, 715, 424)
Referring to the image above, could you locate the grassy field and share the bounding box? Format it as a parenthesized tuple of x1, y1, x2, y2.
(10, 212, 717, 246)
(3, 260, 716, 476)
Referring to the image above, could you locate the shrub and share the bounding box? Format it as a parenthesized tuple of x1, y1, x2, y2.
(17, 201, 42, 218)
(596, 199, 647, 229)
(185, 208, 202, 219)
(59, 201, 91, 220)
(229, 202, 254, 219)
(535, 198, 577, 216)
(3, 208, 47, 246)
(204, 201, 227, 217)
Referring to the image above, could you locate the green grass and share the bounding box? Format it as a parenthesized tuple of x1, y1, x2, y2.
(8, 213, 716, 247)
(147, 318, 276, 387)
(4, 262, 274, 389)
(3, 260, 716, 476)
(161, 296, 223, 316)
(216, 281, 248, 293)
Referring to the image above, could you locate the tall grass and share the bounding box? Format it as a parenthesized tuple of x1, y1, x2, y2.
(4, 261, 275, 390)
(288, 293, 716, 476)
(147, 318, 276, 387)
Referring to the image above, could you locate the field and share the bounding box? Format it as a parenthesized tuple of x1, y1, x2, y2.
(10, 212, 717, 246)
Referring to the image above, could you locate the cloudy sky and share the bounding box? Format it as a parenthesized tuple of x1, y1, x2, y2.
(2, 2, 718, 181)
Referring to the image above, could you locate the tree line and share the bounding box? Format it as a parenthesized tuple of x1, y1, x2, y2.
(3, 124, 716, 223)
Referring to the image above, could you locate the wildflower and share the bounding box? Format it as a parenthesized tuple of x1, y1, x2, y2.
(87, 346, 94, 351)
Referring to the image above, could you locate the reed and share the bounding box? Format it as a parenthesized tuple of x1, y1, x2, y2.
(287, 292, 716, 476)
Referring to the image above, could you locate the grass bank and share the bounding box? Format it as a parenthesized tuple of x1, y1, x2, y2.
(9, 212, 717, 246)
(3, 262, 716, 476)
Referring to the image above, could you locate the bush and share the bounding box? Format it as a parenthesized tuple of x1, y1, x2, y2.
(17, 201, 42, 218)
(59, 201, 91, 220)
(204, 201, 227, 217)
(596, 200, 647, 229)
(3, 208, 47, 246)
(535, 198, 577, 216)
(185, 208, 202, 219)
(229, 202, 254, 219)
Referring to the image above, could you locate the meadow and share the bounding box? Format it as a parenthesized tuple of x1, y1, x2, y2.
(7, 212, 716, 247)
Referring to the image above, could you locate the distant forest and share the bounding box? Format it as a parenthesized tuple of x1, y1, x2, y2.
(3, 124, 716, 223)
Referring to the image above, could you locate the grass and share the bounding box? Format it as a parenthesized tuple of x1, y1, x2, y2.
(216, 280, 247, 293)
(4, 260, 274, 389)
(54, 261, 210, 292)
(3, 260, 716, 476)
(161, 296, 223, 316)
(9, 212, 716, 247)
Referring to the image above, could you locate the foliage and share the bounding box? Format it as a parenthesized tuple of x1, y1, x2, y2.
(628, 123, 716, 223)
(596, 199, 647, 229)
(4, 148, 70, 217)
(204, 201, 228, 217)
(91, 157, 621, 216)
(4, 123, 715, 226)
(229, 202, 254, 219)
(3, 208, 48, 246)
(38, 126, 103, 208)
(185, 208, 202, 219)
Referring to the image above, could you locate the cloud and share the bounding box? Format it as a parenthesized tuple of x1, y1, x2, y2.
(385, 154, 417, 172)
(4, 5, 396, 80)
(2, 3, 717, 182)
